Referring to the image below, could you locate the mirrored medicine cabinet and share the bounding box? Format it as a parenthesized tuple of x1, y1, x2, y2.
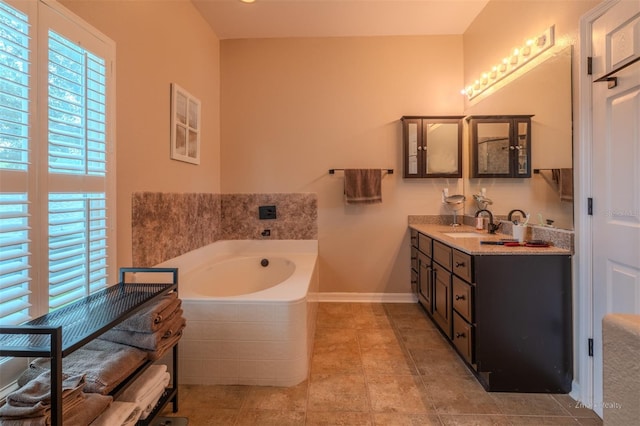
(401, 116, 464, 178)
(467, 115, 533, 178)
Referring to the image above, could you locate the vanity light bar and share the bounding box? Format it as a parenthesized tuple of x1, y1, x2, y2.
(462, 25, 555, 100)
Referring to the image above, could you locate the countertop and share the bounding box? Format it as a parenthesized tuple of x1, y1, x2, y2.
(409, 223, 572, 256)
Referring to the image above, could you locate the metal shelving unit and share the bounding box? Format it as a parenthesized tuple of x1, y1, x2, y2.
(0, 267, 180, 425)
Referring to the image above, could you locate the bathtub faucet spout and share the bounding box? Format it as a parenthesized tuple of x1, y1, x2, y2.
(261, 229, 271, 237)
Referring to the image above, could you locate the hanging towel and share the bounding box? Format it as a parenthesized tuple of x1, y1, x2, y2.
(343, 169, 382, 204)
(559, 168, 573, 202)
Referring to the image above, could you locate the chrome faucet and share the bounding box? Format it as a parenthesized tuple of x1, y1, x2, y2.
(475, 209, 500, 234)
(507, 209, 527, 224)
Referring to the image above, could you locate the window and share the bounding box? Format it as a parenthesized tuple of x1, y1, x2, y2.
(1, 0, 115, 330)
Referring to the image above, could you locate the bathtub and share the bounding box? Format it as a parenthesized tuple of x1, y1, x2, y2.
(155, 239, 319, 386)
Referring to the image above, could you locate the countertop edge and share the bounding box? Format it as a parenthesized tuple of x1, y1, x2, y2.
(409, 224, 572, 256)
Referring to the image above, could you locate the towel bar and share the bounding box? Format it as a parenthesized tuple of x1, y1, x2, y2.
(329, 168, 393, 175)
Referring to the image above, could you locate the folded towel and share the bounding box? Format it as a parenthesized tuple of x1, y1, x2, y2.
(138, 375, 169, 421)
(89, 400, 138, 426)
(117, 365, 167, 404)
(122, 406, 142, 426)
(115, 293, 181, 333)
(24, 340, 147, 395)
(64, 393, 112, 426)
(147, 327, 185, 361)
(343, 169, 382, 204)
(6, 372, 85, 409)
(0, 372, 85, 425)
(0, 416, 48, 426)
(98, 312, 185, 351)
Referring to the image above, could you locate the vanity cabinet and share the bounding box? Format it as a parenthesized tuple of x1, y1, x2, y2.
(467, 115, 533, 178)
(411, 229, 433, 314)
(401, 116, 463, 178)
(409, 230, 572, 393)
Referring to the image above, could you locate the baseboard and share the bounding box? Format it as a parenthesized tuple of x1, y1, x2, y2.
(317, 292, 418, 303)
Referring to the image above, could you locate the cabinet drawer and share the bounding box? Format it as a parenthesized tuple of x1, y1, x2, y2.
(418, 233, 432, 256)
(453, 276, 473, 323)
(433, 240, 452, 270)
(452, 249, 472, 282)
(453, 311, 474, 365)
(410, 229, 418, 248)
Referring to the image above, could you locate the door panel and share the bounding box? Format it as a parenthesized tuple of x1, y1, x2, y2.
(591, 0, 640, 417)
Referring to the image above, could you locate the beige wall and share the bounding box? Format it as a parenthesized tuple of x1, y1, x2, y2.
(220, 36, 464, 293)
(461, 0, 599, 230)
(60, 0, 221, 268)
(59, 0, 599, 295)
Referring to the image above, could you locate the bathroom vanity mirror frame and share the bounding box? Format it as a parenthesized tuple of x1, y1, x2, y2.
(401, 116, 464, 178)
(467, 115, 533, 178)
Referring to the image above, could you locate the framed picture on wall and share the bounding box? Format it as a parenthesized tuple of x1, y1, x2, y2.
(170, 83, 201, 164)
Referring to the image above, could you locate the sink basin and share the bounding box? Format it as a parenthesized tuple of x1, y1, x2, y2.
(442, 232, 484, 238)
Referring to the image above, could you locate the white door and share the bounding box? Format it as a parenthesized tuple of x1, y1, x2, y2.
(591, 0, 640, 417)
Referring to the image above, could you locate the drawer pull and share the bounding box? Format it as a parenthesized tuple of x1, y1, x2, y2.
(455, 332, 466, 338)
(455, 261, 465, 267)
(455, 294, 465, 300)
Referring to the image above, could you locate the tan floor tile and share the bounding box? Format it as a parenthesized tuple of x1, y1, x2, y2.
(413, 349, 473, 378)
(353, 312, 394, 329)
(311, 347, 363, 375)
(358, 329, 404, 350)
(175, 384, 249, 410)
(393, 315, 440, 331)
(551, 394, 603, 419)
(306, 411, 374, 425)
(366, 374, 434, 414)
(316, 310, 359, 329)
(318, 302, 356, 315)
(162, 409, 239, 425)
(242, 381, 308, 411)
(373, 412, 443, 425)
(490, 393, 570, 417)
(308, 373, 370, 412)
(361, 351, 418, 376)
(314, 327, 359, 346)
(234, 409, 306, 425)
(353, 303, 388, 316)
(503, 416, 581, 425)
(424, 376, 502, 415)
(439, 414, 512, 425)
(383, 303, 427, 317)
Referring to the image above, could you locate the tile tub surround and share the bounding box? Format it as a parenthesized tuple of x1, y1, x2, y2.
(132, 192, 317, 266)
(132, 192, 221, 267)
(220, 193, 318, 240)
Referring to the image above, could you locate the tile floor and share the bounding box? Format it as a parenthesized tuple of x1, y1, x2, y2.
(161, 302, 603, 425)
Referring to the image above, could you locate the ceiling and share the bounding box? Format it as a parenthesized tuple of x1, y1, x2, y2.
(191, 0, 490, 40)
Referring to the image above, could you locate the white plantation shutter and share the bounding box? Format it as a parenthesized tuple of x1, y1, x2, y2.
(0, 0, 115, 331)
(45, 23, 111, 309)
(48, 193, 108, 310)
(0, 193, 31, 325)
(0, 1, 32, 327)
(48, 30, 107, 176)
